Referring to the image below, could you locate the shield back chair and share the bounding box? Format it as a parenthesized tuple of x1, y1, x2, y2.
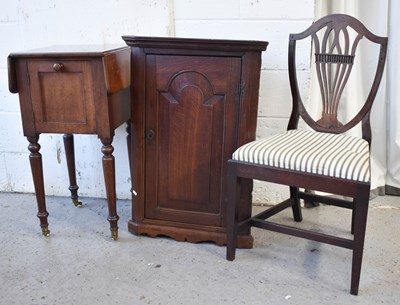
(225, 14, 387, 295)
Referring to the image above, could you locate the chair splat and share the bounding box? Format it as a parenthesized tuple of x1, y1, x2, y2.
(311, 23, 364, 129)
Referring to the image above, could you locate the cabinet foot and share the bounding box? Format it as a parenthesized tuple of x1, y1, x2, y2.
(128, 220, 254, 248)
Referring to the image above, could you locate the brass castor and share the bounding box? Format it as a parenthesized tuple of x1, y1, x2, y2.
(72, 198, 83, 207)
(41, 226, 50, 237)
(111, 230, 118, 241)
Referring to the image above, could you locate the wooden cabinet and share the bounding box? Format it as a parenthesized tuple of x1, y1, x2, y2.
(123, 36, 267, 247)
(8, 45, 131, 239)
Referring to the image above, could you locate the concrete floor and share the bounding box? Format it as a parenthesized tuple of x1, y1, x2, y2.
(0, 192, 399, 305)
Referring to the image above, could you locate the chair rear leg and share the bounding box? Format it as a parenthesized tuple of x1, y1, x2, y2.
(290, 186, 302, 222)
(226, 162, 240, 261)
(350, 185, 370, 295)
(303, 189, 320, 208)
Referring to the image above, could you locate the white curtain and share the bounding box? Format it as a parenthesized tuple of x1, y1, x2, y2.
(313, 0, 400, 196)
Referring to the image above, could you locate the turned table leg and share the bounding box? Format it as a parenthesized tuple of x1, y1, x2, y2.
(63, 134, 83, 207)
(27, 135, 50, 237)
(100, 138, 119, 240)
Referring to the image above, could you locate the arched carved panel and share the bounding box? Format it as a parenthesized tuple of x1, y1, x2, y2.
(159, 71, 224, 213)
(167, 71, 215, 103)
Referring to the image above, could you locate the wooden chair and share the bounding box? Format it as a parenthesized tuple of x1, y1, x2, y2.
(225, 14, 387, 295)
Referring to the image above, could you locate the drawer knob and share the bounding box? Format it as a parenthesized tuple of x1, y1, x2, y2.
(52, 63, 64, 72)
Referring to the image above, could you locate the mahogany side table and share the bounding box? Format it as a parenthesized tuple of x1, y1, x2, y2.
(8, 45, 131, 239)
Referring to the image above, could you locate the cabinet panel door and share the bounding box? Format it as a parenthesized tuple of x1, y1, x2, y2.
(145, 55, 241, 226)
(28, 60, 96, 134)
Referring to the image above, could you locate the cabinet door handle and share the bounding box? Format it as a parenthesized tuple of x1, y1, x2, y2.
(146, 130, 155, 140)
(52, 63, 64, 72)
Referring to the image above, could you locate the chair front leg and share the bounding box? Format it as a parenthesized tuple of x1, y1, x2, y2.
(350, 184, 370, 295)
(351, 198, 356, 234)
(226, 162, 240, 261)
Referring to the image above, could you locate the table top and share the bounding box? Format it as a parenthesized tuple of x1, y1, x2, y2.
(122, 36, 268, 51)
(8, 44, 128, 58)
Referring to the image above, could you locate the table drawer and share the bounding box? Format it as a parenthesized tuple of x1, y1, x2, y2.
(27, 60, 97, 134)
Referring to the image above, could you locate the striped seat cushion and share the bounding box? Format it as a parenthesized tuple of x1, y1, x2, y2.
(232, 129, 370, 182)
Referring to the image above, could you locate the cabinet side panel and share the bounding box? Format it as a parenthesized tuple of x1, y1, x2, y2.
(130, 48, 147, 223)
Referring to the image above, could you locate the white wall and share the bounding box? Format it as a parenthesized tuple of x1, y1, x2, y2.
(0, 0, 314, 203)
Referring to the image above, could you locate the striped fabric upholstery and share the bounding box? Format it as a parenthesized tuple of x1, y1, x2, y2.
(233, 129, 370, 182)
